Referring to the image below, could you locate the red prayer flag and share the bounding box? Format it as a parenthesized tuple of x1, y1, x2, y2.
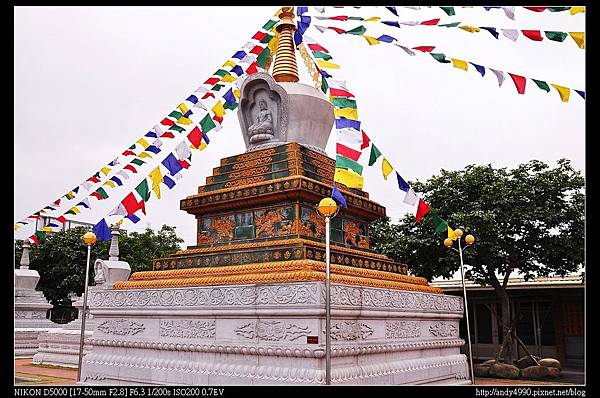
(179, 159, 191, 169)
(250, 45, 264, 55)
(90, 191, 103, 200)
(56, 216, 67, 223)
(160, 118, 175, 126)
(246, 62, 259, 75)
(187, 127, 202, 148)
(524, 6, 547, 12)
(308, 43, 329, 53)
(330, 87, 354, 98)
(160, 132, 175, 138)
(508, 73, 527, 94)
(336, 143, 361, 161)
(29, 235, 39, 245)
(412, 46, 436, 53)
(122, 193, 141, 215)
(522, 30, 543, 41)
(213, 115, 224, 124)
(420, 18, 440, 25)
(204, 77, 220, 85)
(415, 199, 430, 222)
(54, 199, 61, 205)
(124, 164, 138, 173)
(327, 26, 346, 34)
(121, 150, 136, 156)
(252, 31, 267, 41)
(360, 130, 370, 150)
(201, 92, 215, 99)
(330, 15, 349, 21)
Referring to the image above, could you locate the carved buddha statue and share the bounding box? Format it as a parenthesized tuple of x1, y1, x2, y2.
(248, 99, 274, 144)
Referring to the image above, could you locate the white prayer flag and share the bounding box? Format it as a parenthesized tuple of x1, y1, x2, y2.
(501, 29, 518, 42)
(490, 68, 505, 87)
(403, 188, 418, 207)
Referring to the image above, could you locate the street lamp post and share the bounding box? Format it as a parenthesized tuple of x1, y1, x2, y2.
(77, 231, 97, 383)
(316, 197, 339, 385)
(444, 229, 476, 385)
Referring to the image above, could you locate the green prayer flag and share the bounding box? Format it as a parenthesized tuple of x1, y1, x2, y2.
(200, 114, 216, 133)
(224, 101, 238, 111)
(346, 25, 367, 35)
(332, 97, 357, 109)
(168, 125, 185, 133)
(321, 77, 329, 94)
(336, 155, 364, 175)
(214, 69, 229, 77)
(544, 31, 568, 42)
(439, 22, 461, 28)
(368, 144, 382, 166)
(135, 179, 151, 202)
(129, 144, 136, 150)
(168, 111, 182, 119)
(131, 158, 145, 166)
(440, 6, 455, 16)
(428, 211, 448, 234)
(257, 47, 271, 68)
(35, 231, 46, 239)
(430, 53, 451, 63)
(65, 209, 75, 215)
(532, 79, 551, 93)
(312, 51, 332, 61)
(260, 33, 274, 44)
(547, 6, 570, 12)
(211, 84, 225, 91)
(95, 187, 109, 199)
(262, 19, 277, 31)
(348, 16, 364, 21)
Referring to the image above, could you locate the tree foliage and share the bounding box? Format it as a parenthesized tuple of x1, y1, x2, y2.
(14, 225, 183, 306)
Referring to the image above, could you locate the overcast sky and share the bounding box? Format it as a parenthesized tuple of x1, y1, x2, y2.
(14, 6, 585, 249)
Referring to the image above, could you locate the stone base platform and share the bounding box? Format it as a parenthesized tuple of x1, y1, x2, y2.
(80, 281, 468, 385)
(33, 329, 93, 368)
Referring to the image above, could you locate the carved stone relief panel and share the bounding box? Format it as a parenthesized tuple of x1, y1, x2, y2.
(234, 320, 311, 341)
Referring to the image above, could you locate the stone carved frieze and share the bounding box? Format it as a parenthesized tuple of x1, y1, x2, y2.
(97, 319, 145, 336)
(385, 321, 421, 339)
(235, 321, 311, 341)
(91, 284, 319, 308)
(159, 320, 216, 339)
(329, 321, 373, 341)
(15, 311, 46, 319)
(429, 322, 458, 337)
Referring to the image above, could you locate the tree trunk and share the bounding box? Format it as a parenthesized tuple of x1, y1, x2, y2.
(498, 291, 514, 363)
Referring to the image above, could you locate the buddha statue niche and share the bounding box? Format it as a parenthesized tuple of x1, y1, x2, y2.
(248, 99, 274, 144)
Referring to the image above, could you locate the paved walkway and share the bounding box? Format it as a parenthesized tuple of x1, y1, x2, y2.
(15, 358, 77, 385)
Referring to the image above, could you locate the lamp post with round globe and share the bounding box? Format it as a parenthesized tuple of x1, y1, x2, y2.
(77, 231, 97, 382)
(444, 228, 476, 384)
(315, 197, 339, 385)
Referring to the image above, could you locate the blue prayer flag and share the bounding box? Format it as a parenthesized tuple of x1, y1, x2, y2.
(575, 90, 585, 99)
(186, 95, 198, 104)
(183, 110, 192, 118)
(92, 218, 112, 242)
(144, 131, 157, 138)
(484, 6, 501, 11)
(126, 214, 141, 224)
(382, 21, 401, 28)
(162, 153, 184, 176)
(47, 222, 59, 227)
(377, 34, 396, 43)
(109, 176, 123, 186)
(202, 131, 210, 144)
(162, 175, 176, 189)
(232, 51, 246, 60)
(469, 62, 486, 77)
(320, 69, 332, 78)
(145, 145, 161, 154)
(331, 184, 347, 208)
(231, 65, 244, 76)
(297, 6, 308, 15)
(396, 172, 410, 192)
(223, 88, 236, 104)
(335, 118, 361, 131)
(294, 30, 303, 46)
(385, 6, 398, 16)
(480, 27, 499, 39)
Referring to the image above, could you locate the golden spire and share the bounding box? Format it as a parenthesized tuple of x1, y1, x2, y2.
(272, 7, 299, 83)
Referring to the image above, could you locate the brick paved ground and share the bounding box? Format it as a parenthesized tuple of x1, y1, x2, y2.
(14, 358, 77, 385)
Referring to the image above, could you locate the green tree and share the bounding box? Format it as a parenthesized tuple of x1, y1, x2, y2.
(370, 159, 584, 362)
(14, 225, 183, 306)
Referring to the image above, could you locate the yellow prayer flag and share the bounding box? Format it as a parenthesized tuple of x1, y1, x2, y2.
(366, 16, 381, 22)
(39, 209, 46, 214)
(448, 226, 458, 241)
(551, 84, 570, 102)
(70, 207, 81, 215)
(117, 219, 124, 225)
(149, 167, 163, 199)
(316, 60, 341, 69)
(138, 151, 153, 158)
(222, 60, 236, 68)
(177, 117, 193, 125)
(381, 158, 394, 180)
(198, 141, 208, 151)
(335, 168, 364, 189)
(136, 138, 150, 149)
(334, 107, 359, 120)
(570, 6, 585, 15)
(14, 224, 20, 230)
(103, 180, 116, 188)
(459, 26, 480, 33)
(451, 58, 468, 72)
(41, 226, 53, 232)
(233, 89, 241, 99)
(221, 74, 237, 83)
(268, 36, 279, 53)
(100, 166, 111, 175)
(178, 102, 189, 114)
(362, 35, 380, 45)
(212, 100, 225, 117)
(569, 32, 585, 49)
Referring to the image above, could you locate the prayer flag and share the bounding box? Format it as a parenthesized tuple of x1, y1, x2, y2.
(187, 126, 203, 148)
(124, 164, 138, 173)
(480, 27, 499, 39)
(430, 53, 451, 63)
(92, 218, 112, 242)
(509, 73, 526, 94)
(490, 69, 505, 87)
(360, 130, 370, 150)
(121, 193, 142, 215)
(451, 58, 468, 71)
(126, 213, 141, 224)
(396, 172, 409, 192)
(330, 87, 354, 98)
(100, 167, 111, 175)
(459, 26, 480, 33)
(502, 29, 519, 41)
(448, 226, 458, 241)
(403, 188, 418, 206)
(382, 21, 400, 28)
(381, 158, 393, 180)
(149, 167, 163, 199)
(162, 175, 176, 189)
(336, 143, 361, 161)
(522, 30, 543, 41)
(413, 46, 436, 53)
(346, 25, 367, 35)
(336, 155, 363, 175)
(162, 153, 183, 176)
(429, 211, 448, 234)
(551, 84, 570, 102)
(368, 144, 382, 166)
(334, 168, 364, 189)
(200, 113, 217, 133)
(334, 107, 359, 120)
(415, 199, 430, 222)
(569, 32, 585, 49)
(532, 79, 551, 93)
(545, 31, 568, 42)
(331, 184, 347, 208)
(335, 118, 360, 131)
(362, 35, 380, 45)
(91, 187, 109, 200)
(316, 60, 341, 69)
(570, 6, 585, 15)
(421, 18, 440, 25)
(109, 203, 127, 216)
(470, 63, 486, 77)
(331, 97, 357, 109)
(377, 35, 396, 43)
